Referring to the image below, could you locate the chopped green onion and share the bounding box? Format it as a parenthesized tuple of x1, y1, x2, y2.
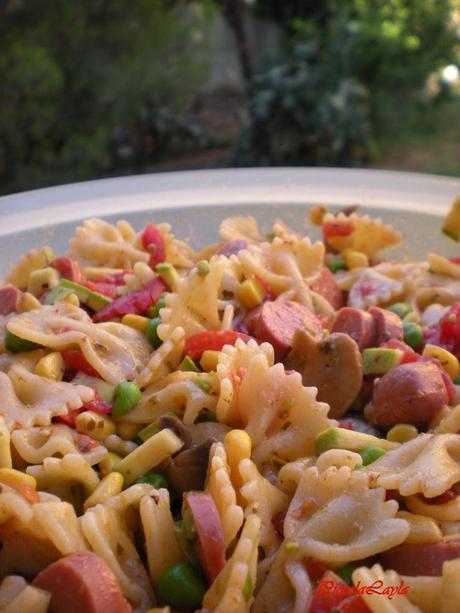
(403, 322, 424, 350)
(135, 471, 168, 489)
(5, 330, 40, 353)
(327, 258, 348, 273)
(178, 355, 201, 372)
(158, 562, 206, 611)
(242, 573, 253, 601)
(147, 295, 166, 318)
(284, 541, 300, 552)
(193, 379, 211, 393)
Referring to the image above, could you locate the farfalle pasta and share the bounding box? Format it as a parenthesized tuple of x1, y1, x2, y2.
(2, 206, 460, 612)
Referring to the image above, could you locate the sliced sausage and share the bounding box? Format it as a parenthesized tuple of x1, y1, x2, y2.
(331, 307, 376, 350)
(370, 361, 448, 429)
(0, 285, 22, 315)
(311, 267, 344, 310)
(249, 300, 323, 359)
(216, 239, 249, 257)
(380, 539, 460, 576)
(50, 256, 86, 284)
(369, 306, 403, 345)
(285, 329, 362, 419)
(32, 551, 132, 613)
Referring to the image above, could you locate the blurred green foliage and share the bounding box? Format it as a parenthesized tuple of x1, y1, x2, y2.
(0, 0, 215, 194)
(240, 0, 460, 165)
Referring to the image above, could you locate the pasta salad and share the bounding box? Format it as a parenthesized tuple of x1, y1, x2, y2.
(0, 208, 460, 612)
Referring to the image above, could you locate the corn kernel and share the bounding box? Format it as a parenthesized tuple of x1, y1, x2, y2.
(117, 423, 141, 440)
(99, 452, 123, 476)
(75, 410, 117, 441)
(0, 468, 37, 490)
(27, 267, 60, 297)
(386, 423, 419, 444)
(84, 472, 124, 511)
(200, 350, 220, 372)
(239, 279, 266, 309)
(423, 344, 459, 381)
(224, 429, 252, 505)
(16, 292, 41, 313)
(34, 352, 65, 381)
(434, 405, 460, 434)
(60, 292, 80, 307)
(342, 249, 369, 270)
(121, 314, 150, 333)
(397, 511, 442, 544)
(310, 206, 328, 225)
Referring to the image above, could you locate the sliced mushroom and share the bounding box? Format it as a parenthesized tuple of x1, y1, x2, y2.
(285, 329, 363, 419)
(163, 438, 216, 495)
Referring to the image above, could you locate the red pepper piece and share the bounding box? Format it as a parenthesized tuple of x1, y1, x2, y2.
(54, 407, 85, 428)
(142, 224, 166, 268)
(92, 276, 166, 322)
(309, 570, 370, 613)
(184, 330, 252, 361)
(380, 338, 419, 364)
(303, 558, 330, 583)
(82, 392, 112, 415)
(323, 219, 354, 240)
(50, 256, 87, 285)
(61, 349, 101, 378)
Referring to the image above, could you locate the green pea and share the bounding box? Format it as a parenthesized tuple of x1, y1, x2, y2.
(158, 562, 206, 611)
(197, 260, 210, 276)
(136, 471, 168, 489)
(147, 295, 166, 318)
(112, 381, 141, 417)
(5, 330, 40, 353)
(146, 317, 162, 348)
(387, 302, 413, 320)
(327, 258, 348, 273)
(359, 446, 386, 466)
(335, 564, 355, 585)
(403, 322, 424, 350)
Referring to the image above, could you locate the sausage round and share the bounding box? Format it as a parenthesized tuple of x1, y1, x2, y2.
(331, 307, 376, 350)
(380, 539, 460, 576)
(371, 361, 448, 429)
(369, 306, 403, 345)
(0, 285, 21, 315)
(32, 551, 132, 613)
(311, 267, 344, 310)
(249, 300, 323, 358)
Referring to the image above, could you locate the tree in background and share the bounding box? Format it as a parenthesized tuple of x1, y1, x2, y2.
(0, 0, 215, 194)
(238, 0, 460, 165)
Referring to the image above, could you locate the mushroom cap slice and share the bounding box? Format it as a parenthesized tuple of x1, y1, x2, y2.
(285, 329, 362, 419)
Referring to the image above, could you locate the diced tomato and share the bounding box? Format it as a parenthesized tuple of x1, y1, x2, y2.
(92, 271, 130, 286)
(323, 219, 354, 240)
(380, 338, 419, 364)
(311, 267, 344, 310)
(183, 491, 226, 583)
(142, 223, 166, 268)
(50, 256, 87, 284)
(92, 276, 166, 322)
(61, 349, 101, 378)
(76, 433, 99, 453)
(271, 511, 286, 539)
(54, 407, 85, 428)
(19, 484, 40, 505)
(309, 570, 369, 613)
(449, 257, 460, 265)
(303, 558, 330, 583)
(184, 330, 252, 361)
(419, 488, 457, 505)
(82, 392, 112, 415)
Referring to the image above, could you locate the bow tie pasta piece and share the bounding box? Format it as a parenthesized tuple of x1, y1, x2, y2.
(239, 458, 289, 556)
(0, 483, 34, 526)
(347, 268, 405, 310)
(136, 326, 185, 389)
(7, 303, 151, 384)
(216, 338, 274, 424)
(352, 564, 423, 612)
(252, 548, 312, 613)
(0, 349, 47, 374)
(12, 424, 107, 466)
(140, 488, 184, 588)
(370, 434, 460, 498)
(0, 365, 94, 429)
(202, 512, 261, 613)
(284, 466, 409, 565)
(219, 216, 263, 243)
(0, 576, 50, 613)
(150, 376, 218, 426)
(206, 442, 244, 548)
(27, 453, 99, 514)
(322, 211, 402, 257)
(6, 246, 54, 289)
(68, 218, 149, 268)
(81, 485, 156, 610)
(32, 501, 87, 555)
(156, 222, 196, 268)
(158, 257, 231, 342)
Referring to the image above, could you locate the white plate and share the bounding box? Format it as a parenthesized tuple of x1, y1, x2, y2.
(1, 168, 459, 278)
